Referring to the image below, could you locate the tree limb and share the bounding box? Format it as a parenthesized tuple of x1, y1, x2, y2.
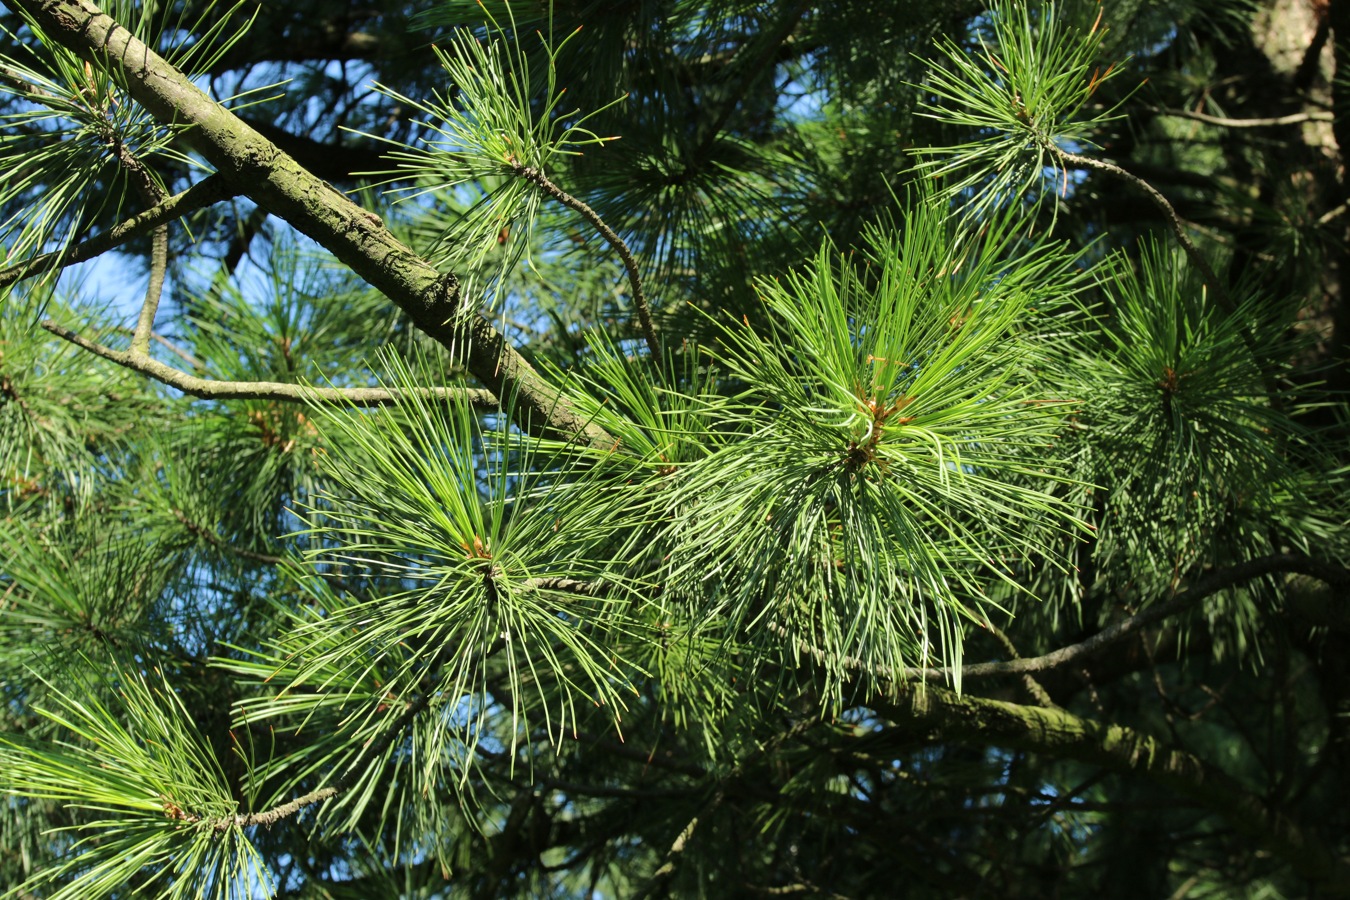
(0, 174, 235, 289)
(1154, 107, 1334, 128)
(870, 686, 1350, 893)
(41, 319, 497, 408)
(10, 0, 609, 446)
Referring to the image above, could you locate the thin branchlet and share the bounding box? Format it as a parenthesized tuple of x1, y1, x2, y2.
(41, 319, 497, 408)
(510, 164, 663, 365)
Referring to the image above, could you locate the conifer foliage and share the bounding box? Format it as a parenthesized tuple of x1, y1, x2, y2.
(1, 0, 1348, 896)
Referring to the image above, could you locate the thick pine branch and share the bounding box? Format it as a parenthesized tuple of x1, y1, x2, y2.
(871, 686, 1350, 893)
(8, 0, 609, 446)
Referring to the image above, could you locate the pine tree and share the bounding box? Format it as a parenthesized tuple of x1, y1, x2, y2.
(1, 0, 1348, 896)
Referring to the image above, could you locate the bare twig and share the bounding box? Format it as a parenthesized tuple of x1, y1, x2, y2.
(221, 788, 337, 831)
(42, 319, 497, 409)
(511, 164, 662, 363)
(105, 138, 169, 357)
(171, 508, 285, 565)
(0, 175, 235, 289)
(133, 220, 169, 356)
(985, 620, 1058, 708)
(225, 788, 338, 830)
(633, 810, 710, 900)
(781, 554, 1350, 684)
(174, 787, 338, 832)
(1154, 107, 1334, 128)
(114, 327, 204, 371)
(1053, 148, 1234, 314)
(1317, 199, 1350, 227)
(923, 554, 1350, 680)
(525, 576, 616, 597)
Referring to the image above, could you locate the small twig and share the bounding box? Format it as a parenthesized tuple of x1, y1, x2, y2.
(113, 327, 205, 371)
(217, 652, 458, 838)
(108, 140, 169, 357)
(782, 554, 1350, 683)
(1054, 148, 1234, 315)
(631, 801, 720, 900)
(192, 787, 337, 832)
(511, 164, 662, 363)
(0, 175, 235, 289)
(1317, 199, 1350, 227)
(227, 788, 338, 829)
(985, 620, 1058, 709)
(525, 576, 615, 597)
(41, 319, 498, 408)
(134, 227, 169, 355)
(150, 332, 203, 371)
(171, 508, 284, 565)
(919, 554, 1350, 681)
(1153, 107, 1334, 128)
(1053, 145, 1293, 406)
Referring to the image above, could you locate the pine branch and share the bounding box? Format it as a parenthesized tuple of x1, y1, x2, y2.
(0, 175, 235, 289)
(41, 319, 497, 408)
(1053, 147, 1234, 314)
(1154, 107, 1334, 128)
(870, 686, 1350, 893)
(512, 164, 662, 363)
(1051, 145, 1290, 408)
(9, 0, 611, 447)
